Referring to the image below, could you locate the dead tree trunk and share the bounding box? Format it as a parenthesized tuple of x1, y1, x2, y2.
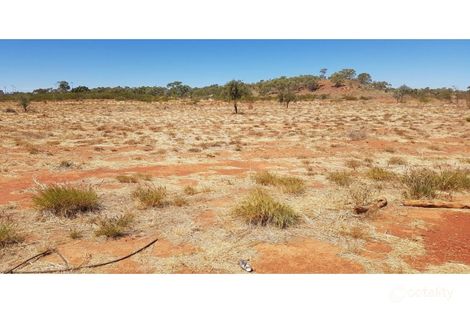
(402, 199, 470, 209)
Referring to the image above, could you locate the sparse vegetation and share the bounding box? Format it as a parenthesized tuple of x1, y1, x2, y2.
(18, 96, 31, 112)
(366, 167, 396, 181)
(0, 220, 23, 248)
(116, 173, 152, 183)
(401, 168, 470, 199)
(1, 65, 470, 274)
(253, 171, 305, 194)
(33, 184, 101, 217)
(347, 183, 376, 207)
(388, 156, 407, 166)
(224, 80, 250, 114)
(345, 159, 362, 170)
(327, 170, 354, 187)
(233, 189, 299, 228)
(172, 195, 188, 207)
(183, 185, 198, 195)
(116, 175, 139, 183)
(69, 228, 83, 239)
(401, 169, 439, 199)
(95, 213, 134, 238)
(348, 129, 367, 141)
(132, 185, 167, 208)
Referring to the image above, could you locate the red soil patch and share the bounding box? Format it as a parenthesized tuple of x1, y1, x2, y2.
(252, 237, 364, 273)
(373, 206, 443, 238)
(408, 211, 470, 269)
(151, 239, 198, 258)
(41, 236, 155, 272)
(178, 178, 199, 187)
(374, 206, 470, 270)
(196, 209, 217, 228)
(0, 160, 271, 207)
(359, 242, 392, 260)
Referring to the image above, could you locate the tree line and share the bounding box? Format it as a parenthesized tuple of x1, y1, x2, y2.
(1, 69, 469, 112)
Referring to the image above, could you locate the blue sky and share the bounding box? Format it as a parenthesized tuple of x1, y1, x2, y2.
(1, 40, 469, 92)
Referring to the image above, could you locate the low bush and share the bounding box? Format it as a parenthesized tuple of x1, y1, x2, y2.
(401, 169, 439, 199)
(0, 221, 23, 248)
(401, 168, 470, 199)
(132, 185, 167, 208)
(388, 157, 407, 166)
(252, 171, 305, 194)
(183, 185, 198, 195)
(33, 184, 101, 217)
(366, 167, 396, 181)
(95, 213, 134, 238)
(233, 189, 299, 228)
(327, 170, 354, 187)
(116, 175, 139, 183)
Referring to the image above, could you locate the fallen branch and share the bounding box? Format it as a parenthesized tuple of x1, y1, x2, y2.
(354, 197, 388, 214)
(3, 238, 158, 274)
(3, 249, 54, 274)
(402, 200, 470, 209)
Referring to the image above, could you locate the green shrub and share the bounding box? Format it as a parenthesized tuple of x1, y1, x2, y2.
(33, 184, 101, 217)
(18, 97, 30, 112)
(233, 189, 299, 228)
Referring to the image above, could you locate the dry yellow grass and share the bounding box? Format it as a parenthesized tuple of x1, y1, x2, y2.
(233, 189, 300, 228)
(0, 99, 469, 273)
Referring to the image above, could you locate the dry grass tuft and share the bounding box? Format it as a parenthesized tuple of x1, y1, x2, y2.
(0, 220, 23, 248)
(183, 185, 198, 195)
(116, 173, 152, 183)
(233, 189, 300, 229)
(388, 156, 407, 166)
(345, 159, 362, 170)
(69, 228, 83, 239)
(437, 169, 470, 191)
(340, 225, 370, 240)
(172, 195, 188, 207)
(401, 169, 439, 199)
(132, 185, 167, 208)
(348, 129, 367, 141)
(366, 167, 396, 181)
(116, 175, 139, 183)
(252, 171, 305, 194)
(95, 213, 134, 238)
(327, 170, 354, 187)
(347, 183, 376, 207)
(33, 184, 101, 217)
(401, 168, 470, 199)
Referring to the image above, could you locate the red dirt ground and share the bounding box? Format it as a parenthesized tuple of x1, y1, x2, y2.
(252, 237, 364, 273)
(409, 211, 470, 269)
